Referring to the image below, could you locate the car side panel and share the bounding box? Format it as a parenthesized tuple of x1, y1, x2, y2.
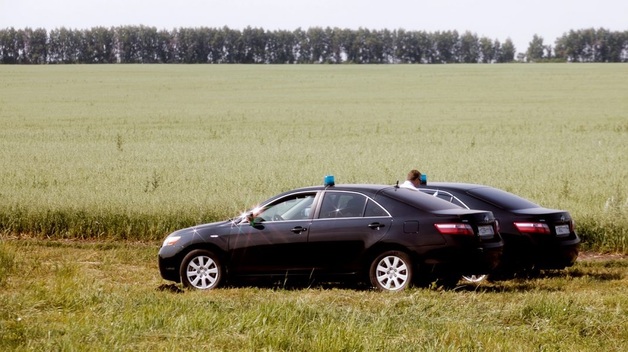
(306, 216, 392, 272)
(228, 220, 311, 274)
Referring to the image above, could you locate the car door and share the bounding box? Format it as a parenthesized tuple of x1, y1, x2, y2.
(228, 192, 317, 274)
(306, 191, 392, 273)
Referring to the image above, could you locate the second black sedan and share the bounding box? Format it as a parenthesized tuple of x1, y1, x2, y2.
(418, 182, 580, 278)
(159, 181, 504, 291)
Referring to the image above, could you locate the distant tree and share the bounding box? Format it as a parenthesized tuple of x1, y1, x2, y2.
(48, 27, 81, 63)
(25, 28, 48, 64)
(116, 26, 141, 63)
(434, 30, 459, 63)
(394, 29, 419, 63)
(499, 38, 516, 62)
(325, 27, 343, 64)
(267, 29, 297, 64)
(80, 27, 116, 63)
(478, 37, 496, 63)
(0, 28, 19, 63)
(459, 31, 480, 63)
(156, 29, 174, 63)
(307, 27, 329, 63)
(241, 26, 267, 63)
(526, 34, 545, 62)
(417, 31, 435, 63)
(337, 28, 358, 64)
(554, 30, 583, 61)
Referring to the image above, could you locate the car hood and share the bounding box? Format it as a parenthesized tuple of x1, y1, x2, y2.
(170, 219, 235, 237)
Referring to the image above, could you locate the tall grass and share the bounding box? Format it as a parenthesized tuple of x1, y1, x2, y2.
(0, 240, 626, 351)
(0, 64, 626, 251)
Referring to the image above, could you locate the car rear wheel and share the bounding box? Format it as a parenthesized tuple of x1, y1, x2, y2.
(369, 251, 413, 292)
(462, 274, 487, 283)
(180, 249, 223, 290)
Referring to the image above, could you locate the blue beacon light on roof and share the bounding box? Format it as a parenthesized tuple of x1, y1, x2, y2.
(324, 175, 335, 187)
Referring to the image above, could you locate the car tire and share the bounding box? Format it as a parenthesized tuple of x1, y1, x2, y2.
(369, 251, 413, 292)
(180, 249, 224, 290)
(461, 274, 487, 283)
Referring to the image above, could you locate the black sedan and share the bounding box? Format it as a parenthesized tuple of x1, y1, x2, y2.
(418, 182, 580, 278)
(159, 181, 504, 291)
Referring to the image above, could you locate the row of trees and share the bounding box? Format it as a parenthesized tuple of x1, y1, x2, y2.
(0, 26, 515, 64)
(526, 28, 628, 62)
(1, 26, 626, 64)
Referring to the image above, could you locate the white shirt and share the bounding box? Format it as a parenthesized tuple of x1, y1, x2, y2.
(400, 180, 418, 189)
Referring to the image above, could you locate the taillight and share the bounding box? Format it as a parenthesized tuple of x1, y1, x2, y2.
(514, 222, 551, 234)
(435, 223, 474, 235)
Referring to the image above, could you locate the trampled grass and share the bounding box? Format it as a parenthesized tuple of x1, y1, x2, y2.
(0, 239, 626, 351)
(0, 64, 626, 251)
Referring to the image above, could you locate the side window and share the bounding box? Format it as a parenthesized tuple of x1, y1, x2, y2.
(364, 199, 390, 217)
(255, 193, 316, 221)
(435, 193, 454, 203)
(318, 192, 367, 219)
(450, 197, 468, 209)
(420, 189, 468, 209)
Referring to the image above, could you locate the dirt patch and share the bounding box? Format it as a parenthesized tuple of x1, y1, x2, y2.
(578, 251, 627, 261)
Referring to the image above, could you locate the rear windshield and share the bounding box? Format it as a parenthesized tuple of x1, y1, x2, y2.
(467, 187, 539, 210)
(382, 187, 463, 211)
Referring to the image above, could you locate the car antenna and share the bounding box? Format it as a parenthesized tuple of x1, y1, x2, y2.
(395, 180, 399, 188)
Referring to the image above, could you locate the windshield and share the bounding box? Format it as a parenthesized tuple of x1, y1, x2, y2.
(467, 187, 539, 210)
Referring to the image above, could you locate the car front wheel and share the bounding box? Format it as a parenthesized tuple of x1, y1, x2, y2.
(180, 249, 223, 290)
(369, 251, 413, 292)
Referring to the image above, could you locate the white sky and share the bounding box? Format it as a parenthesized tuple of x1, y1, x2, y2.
(1, 0, 626, 54)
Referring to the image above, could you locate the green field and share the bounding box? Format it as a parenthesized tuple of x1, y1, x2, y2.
(0, 240, 626, 351)
(0, 64, 627, 251)
(0, 65, 627, 351)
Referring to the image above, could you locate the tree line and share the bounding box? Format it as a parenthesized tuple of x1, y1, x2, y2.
(0, 26, 626, 64)
(526, 28, 628, 62)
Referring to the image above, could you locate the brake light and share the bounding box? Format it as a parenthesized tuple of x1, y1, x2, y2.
(514, 222, 551, 234)
(435, 223, 474, 235)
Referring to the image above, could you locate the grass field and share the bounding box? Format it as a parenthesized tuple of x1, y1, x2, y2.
(0, 239, 626, 351)
(0, 64, 627, 251)
(0, 65, 627, 350)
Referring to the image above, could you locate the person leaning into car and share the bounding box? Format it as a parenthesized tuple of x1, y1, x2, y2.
(400, 169, 422, 189)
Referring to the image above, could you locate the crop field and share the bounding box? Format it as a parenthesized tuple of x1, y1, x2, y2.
(0, 64, 627, 351)
(0, 64, 626, 251)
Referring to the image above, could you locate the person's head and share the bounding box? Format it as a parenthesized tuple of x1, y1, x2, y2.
(407, 169, 422, 187)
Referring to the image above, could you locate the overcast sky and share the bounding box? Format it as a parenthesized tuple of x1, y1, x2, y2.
(1, 0, 626, 54)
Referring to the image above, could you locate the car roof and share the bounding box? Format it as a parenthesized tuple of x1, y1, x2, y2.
(273, 183, 469, 212)
(287, 183, 397, 193)
(420, 182, 488, 191)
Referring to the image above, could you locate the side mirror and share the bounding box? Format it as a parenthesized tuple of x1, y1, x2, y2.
(246, 213, 265, 226)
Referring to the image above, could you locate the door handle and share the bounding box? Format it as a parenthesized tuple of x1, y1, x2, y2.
(368, 222, 385, 230)
(291, 226, 307, 234)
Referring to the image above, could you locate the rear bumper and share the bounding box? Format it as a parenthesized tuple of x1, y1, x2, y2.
(418, 241, 504, 275)
(501, 232, 581, 270)
(535, 241, 580, 269)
